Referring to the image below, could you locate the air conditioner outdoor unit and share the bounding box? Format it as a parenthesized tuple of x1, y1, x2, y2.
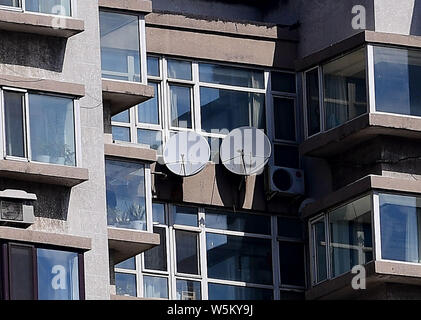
(0, 190, 36, 227)
(267, 166, 305, 196)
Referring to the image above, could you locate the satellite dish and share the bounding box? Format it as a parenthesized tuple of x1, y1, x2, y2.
(163, 131, 210, 177)
(220, 127, 271, 176)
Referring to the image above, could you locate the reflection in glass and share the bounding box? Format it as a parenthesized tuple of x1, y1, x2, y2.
(4, 91, 25, 158)
(152, 202, 166, 224)
(137, 129, 162, 153)
(329, 195, 372, 277)
(116, 273, 136, 297)
(143, 276, 168, 299)
(380, 193, 421, 263)
(200, 87, 265, 132)
(208, 283, 272, 300)
(176, 230, 199, 275)
(170, 85, 192, 128)
(0, 0, 20, 8)
(138, 82, 159, 124)
(112, 110, 130, 123)
(273, 97, 295, 141)
(115, 257, 135, 270)
(206, 233, 272, 284)
(176, 280, 201, 300)
(205, 209, 270, 234)
(173, 206, 198, 227)
(147, 56, 160, 77)
(112, 126, 130, 142)
(106, 159, 147, 231)
(323, 48, 367, 130)
(167, 60, 192, 80)
(279, 242, 305, 287)
(305, 69, 321, 136)
(26, 0, 71, 16)
(312, 219, 327, 283)
(199, 63, 264, 89)
(144, 227, 167, 271)
(9, 244, 35, 300)
(374, 46, 421, 116)
(29, 94, 75, 166)
(100, 11, 141, 82)
(37, 249, 79, 300)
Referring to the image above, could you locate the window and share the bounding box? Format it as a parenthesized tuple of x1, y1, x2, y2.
(105, 159, 148, 231)
(0, 0, 71, 16)
(310, 195, 373, 284)
(1, 89, 78, 167)
(114, 204, 305, 300)
(99, 10, 144, 83)
(1, 243, 84, 300)
(304, 68, 321, 137)
(116, 273, 137, 297)
(374, 46, 421, 116)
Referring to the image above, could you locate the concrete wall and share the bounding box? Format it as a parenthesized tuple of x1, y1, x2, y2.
(0, 0, 109, 299)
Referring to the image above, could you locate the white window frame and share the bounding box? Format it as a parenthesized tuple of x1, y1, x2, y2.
(0, 87, 81, 167)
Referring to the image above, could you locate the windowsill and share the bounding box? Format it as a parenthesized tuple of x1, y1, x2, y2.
(98, 0, 152, 13)
(0, 9, 84, 38)
(108, 227, 160, 264)
(306, 260, 421, 300)
(0, 226, 91, 251)
(102, 79, 154, 116)
(0, 159, 89, 187)
(104, 141, 157, 163)
(300, 113, 421, 157)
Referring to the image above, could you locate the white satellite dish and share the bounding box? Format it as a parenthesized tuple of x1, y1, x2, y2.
(220, 127, 271, 176)
(163, 131, 210, 177)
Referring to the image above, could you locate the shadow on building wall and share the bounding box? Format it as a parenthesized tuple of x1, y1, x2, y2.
(0, 31, 66, 72)
(411, 0, 421, 35)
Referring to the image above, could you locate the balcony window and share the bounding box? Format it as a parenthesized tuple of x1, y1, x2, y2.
(323, 48, 367, 130)
(100, 10, 142, 82)
(143, 275, 168, 299)
(379, 193, 421, 263)
(305, 68, 321, 136)
(0, 0, 71, 16)
(2, 89, 77, 167)
(374, 46, 421, 116)
(105, 159, 147, 231)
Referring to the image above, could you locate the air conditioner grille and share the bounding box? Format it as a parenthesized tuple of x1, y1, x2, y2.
(0, 200, 23, 221)
(273, 168, 292, 191)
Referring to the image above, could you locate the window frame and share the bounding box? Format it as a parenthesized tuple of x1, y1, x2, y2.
(0, 87, 81, 167)
(0, 0, 75, 17)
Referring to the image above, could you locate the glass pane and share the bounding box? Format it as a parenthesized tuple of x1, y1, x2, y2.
(206, 233, 272, 284)
(205, 209, 270, 234)
(106, 159, 147, 231)
(199, 63, 264, 89)
(137, 129, 162, 153)
(4, 91, 25, 158)
(380, 193, 421, 263)
(208, 283, 272, 300)
(115, 273, 136, 297)
(147, 56, 160, 77)
(329, 195, 373, 277)
(29, 94, 76, 166)
(173, 206, 198, 227)
(9, 244, 34, 300)
(26, 0, 71, 16)
(323, 48, 367, 130)
(170, 85, 192, 128)
(273, 97, 296, 141)
(112, 110, 129, 123)
(167, 60, 192, 80)
(278, 217, 303, 238)
(115, 257, 135, 270)
(305, 69, 321, 136)
(152, 202, 166, 224)
(374, 46, 421, 116)
(175, 230, 199, 275)
(313, 219, 327, 282)
(37, 249, 79, 300)
(143, 276, 168, 299)
(279, 242, 305, 287)
(100, 11, 141, 82)
(271, 72, 296, 93)
(200, 87, 265, 132)
(274, 145, 299, 168)
(138, 82, 159, 124)
(176, 280, 201, 300)
(144, 227, 167, 271)
(112, 126, 130, 142)
(0, 0, 20, 7)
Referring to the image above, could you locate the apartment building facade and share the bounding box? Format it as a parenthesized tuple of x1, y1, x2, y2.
(0, 0, 419, 300)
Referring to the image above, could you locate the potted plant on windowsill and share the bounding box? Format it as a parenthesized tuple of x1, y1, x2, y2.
(127, 204, 146, 231)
